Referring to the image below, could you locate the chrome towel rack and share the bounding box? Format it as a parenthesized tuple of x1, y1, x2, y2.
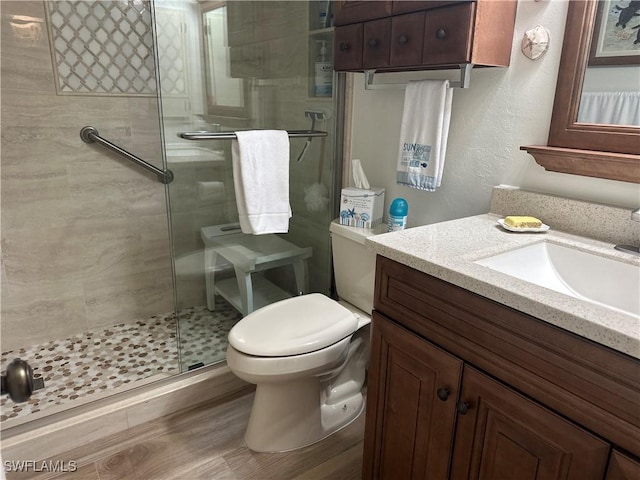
(80, 126, 174, 184)
(178, 130, 328, 141)
(364, 64, 473, 90)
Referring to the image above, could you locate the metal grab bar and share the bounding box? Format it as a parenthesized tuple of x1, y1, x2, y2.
(80, 126, 174, 184)
(178, 130, 328, 141)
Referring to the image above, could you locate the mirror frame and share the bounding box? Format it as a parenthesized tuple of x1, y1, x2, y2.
(522, 0, 640, 184)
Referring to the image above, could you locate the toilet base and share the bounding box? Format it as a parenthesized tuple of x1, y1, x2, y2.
(244, 379, 365, 453)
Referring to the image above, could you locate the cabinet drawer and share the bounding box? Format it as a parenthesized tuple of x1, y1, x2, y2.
(363, 18, 391, 69)
(334, 0, 392, 26)
(390, 12, 425, 67)
(423, 2, 474, 65)
(334, 24, 364, 71)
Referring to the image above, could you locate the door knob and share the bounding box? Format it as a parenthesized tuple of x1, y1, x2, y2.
(339, 42, 350, 51)
(436, 28, 446, 40)
(368, 38, 379, 48)
(1, 358, 34, 403)
(398, 34, 409, 44)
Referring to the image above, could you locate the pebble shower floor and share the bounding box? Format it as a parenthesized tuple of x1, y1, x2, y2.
(0, 297, 242, 423)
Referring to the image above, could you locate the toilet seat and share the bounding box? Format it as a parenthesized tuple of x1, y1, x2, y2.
(228, 293, 359, 357)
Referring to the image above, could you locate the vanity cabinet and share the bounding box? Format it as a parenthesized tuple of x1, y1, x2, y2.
(333, 0, 517, 72)
(363, 256, 640, 479)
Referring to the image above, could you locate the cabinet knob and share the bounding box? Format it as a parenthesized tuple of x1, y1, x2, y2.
(436, 28, 446, 40)
(436, 388, 449, 401)
(456, 401, 470, 415)
(339, 42, 350, 52)
(368, 38, 379, 48)
(398, 34, 409, 45)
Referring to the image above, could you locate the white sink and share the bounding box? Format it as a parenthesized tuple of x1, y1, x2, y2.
(475, 242, 640, 318)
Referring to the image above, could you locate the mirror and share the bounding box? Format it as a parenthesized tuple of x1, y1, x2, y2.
(578, 0, 640, 126)
(201, 1, 248, 118)
(522, 0, 640, 183)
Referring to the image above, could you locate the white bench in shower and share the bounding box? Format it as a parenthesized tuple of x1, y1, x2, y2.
(201, 225, 312, 316)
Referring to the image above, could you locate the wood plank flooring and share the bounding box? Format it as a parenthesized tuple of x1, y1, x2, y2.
(5, 391, 365, 480)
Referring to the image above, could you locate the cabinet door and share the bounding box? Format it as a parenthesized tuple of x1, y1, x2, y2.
(390, 12, 425, 67)
(334, 24, 363, 71)
(362, 312, 462, 480)
(334, 0, 392, 26)
(422, 2, 473, 65)
(450, 367, 610, 480)
(363, 18, 391, 69)
(606, 450, 640, 480)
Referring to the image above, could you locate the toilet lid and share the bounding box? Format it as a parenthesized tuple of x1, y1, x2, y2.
(228, 293, 359, 357)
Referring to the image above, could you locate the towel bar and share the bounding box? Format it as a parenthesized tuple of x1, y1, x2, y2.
(178, 130, 328, 141)
(364, 64, 473, 90)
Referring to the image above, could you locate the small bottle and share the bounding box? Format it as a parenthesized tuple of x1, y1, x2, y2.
(314, 41, 332, 97)
(318, 1, 330, 28)
(388, 198, 408, 232)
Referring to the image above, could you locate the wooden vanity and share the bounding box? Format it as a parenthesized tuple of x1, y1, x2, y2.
(362, 255, 640, 479)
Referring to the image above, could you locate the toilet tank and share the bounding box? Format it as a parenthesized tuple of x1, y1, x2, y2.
(329, 219, 385, 314)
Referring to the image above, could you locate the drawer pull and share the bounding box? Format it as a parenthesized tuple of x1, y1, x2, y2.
(339, 42, 350, 52)
(398, 34, 409, 45)
(436, 28, 446, 40)
(456, 401, 470, 415)
(368, 38, 379, 48)
(436, 388, 449, 401)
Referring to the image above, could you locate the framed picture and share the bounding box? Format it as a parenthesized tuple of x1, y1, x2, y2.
(588, 0, 640, 66)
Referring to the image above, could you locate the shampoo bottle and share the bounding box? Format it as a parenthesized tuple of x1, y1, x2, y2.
(314, 41, 332, 97)
(388, 198, 408, 232)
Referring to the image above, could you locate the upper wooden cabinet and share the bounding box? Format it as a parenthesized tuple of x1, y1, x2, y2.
(333, 0, 517, 72)
(333, 0, 392, 25)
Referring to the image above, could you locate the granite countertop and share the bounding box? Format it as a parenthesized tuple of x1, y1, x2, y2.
(366, 213, 640, 359)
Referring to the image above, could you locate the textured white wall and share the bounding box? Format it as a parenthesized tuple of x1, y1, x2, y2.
(349, 0, 640, 228)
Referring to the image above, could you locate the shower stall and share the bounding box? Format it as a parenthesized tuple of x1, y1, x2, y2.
(1, 0, 340, 427)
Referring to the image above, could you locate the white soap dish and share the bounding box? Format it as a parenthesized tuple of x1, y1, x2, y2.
(498, 219, 550, 233)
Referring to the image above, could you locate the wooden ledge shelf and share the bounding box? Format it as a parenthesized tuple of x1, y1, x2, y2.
(521, 145, 640, 184)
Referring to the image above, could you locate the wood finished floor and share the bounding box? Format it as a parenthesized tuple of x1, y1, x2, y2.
(6, 391, 365, 480)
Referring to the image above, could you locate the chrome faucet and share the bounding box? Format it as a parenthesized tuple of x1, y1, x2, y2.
(614, 208, 640, 256)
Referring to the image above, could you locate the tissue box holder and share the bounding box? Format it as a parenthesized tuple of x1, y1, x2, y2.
(339, 187, 385, 229)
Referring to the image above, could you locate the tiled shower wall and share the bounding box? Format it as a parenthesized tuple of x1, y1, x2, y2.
(0, 1, 173, 352)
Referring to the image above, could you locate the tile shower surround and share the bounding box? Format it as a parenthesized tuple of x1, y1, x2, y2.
(1, 0, 174, 351)
(0, 299, 242, 424)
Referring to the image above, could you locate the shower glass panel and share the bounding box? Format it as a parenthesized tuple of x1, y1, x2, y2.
(0, 0, 178, 425)
(153, 0, 338, 371)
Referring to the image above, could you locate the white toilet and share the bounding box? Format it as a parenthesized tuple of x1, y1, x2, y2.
(225, 219, 380, 452)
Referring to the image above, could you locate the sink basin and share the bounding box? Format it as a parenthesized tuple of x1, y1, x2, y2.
(475, 241, 640, 318)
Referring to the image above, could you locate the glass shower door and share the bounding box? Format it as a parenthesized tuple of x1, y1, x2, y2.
(152, 0, 339, 371)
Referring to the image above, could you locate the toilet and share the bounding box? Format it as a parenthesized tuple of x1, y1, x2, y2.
(225, 219, 381, 452)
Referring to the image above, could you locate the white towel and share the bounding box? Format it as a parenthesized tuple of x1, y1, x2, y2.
(396, 80, 453, 191)
(232, 130, 291, 235)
